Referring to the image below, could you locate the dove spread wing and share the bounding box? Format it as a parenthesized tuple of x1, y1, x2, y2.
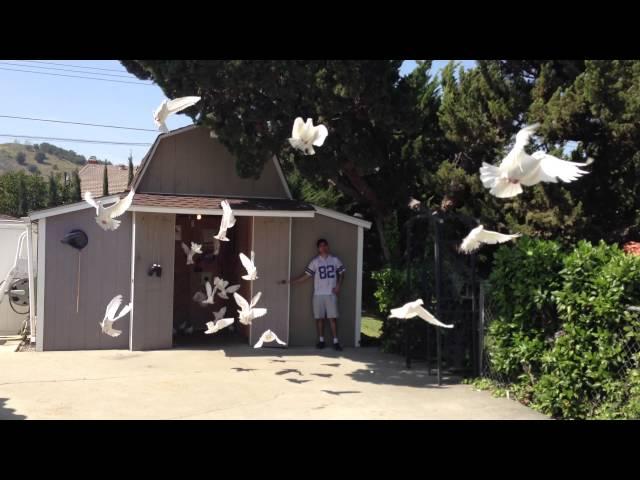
(165, 96, 201, 115)
(476, 229, 521, 246)
(113, 303, 132, 321)
(532, 152, 589, 183)
(205, 281, 213, 298)
(233, 292, 250, 312)
(84, 191, 100, 213)
(415, 305, 454, 328)
(104, 190, 135, 219)
(105, 295, 123, 321)
(313, 124, 329, 147)
(250, 291, 262, 308)
(181, 242, 190, 256)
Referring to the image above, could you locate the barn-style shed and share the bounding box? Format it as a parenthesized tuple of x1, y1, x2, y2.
(27, 126, 371, 351)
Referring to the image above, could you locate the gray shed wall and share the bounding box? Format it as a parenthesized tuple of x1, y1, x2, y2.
(137, 127, 288, 198)
(131, 212, 176, 350)
(289, 214, 359, 347)
(43, 208, 132, 350)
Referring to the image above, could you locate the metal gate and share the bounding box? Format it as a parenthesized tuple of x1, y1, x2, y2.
(402, 209, 481, 383)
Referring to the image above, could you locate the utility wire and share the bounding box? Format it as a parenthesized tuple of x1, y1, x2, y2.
(0, 114, 158, 132)
(23, 60, 131, 73)
(0, 66, 154, 85)
(0, 61, 144, 79)
(0, 134, 152, 146)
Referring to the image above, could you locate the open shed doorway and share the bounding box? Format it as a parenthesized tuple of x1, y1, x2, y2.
(172, 213, 253, 347)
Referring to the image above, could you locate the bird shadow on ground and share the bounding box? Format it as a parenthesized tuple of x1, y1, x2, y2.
(276, 368, 302, 376)
(0, 398, 26, 420)
(311, 373, 333, 378)
(321, 390, 361, 396)
(231, 367, 256, 372)
(287, 378, 311, 384)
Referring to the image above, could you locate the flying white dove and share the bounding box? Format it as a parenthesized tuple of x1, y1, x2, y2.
(288, 117, 329, 155)
(214, 200, 236, 242)
(181, 241, 202, 265)
(84, 189, 135, 231)
(100, 294, 132, 337)
(239, 251, 258, 281)
(480, 124, 589, 198)
(213, 306, 227, 320)
(213, 276, 241, 299)
(389, 299, 453, 329)
(233, 291, 267, 325)
(200, 280, 216, 305)
(459, 225, 521, 254)
(254, 329, 287, 348)
(205, 316, 235, 335)
(153, 96, 201, 133)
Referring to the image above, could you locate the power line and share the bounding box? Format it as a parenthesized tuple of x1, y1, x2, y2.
(0, 114, 158, 132)
(0, 61, 143, 79)
(20, 60, 132, 73)
(0, 66, 155, 86)
(0, 134, 152, 146)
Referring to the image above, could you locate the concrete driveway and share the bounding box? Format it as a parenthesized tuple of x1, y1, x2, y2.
(0, 346, 547, 420)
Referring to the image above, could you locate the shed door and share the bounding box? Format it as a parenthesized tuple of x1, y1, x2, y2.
(130, 212, 175, 350)
(249, 217, 290, 347)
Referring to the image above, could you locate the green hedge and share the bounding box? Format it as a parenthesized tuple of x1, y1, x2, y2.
(486, 239, 640, 419)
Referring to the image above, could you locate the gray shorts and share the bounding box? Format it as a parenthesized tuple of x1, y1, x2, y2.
(313, 294, 339, 319)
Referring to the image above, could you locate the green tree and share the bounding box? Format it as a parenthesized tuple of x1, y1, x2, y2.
(15, 151, 26, 165)
(34, 151, 47, 164)
(121, 60, 441, 261)
(71, 169, 82, 202)
(102, 162, 109, 196)
(127, 151, 134, 187)
(48, 173, 60, 207)
(17, 174, 27, 217)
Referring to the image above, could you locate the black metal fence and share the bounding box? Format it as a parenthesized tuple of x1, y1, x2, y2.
(403, 210, 482, 383)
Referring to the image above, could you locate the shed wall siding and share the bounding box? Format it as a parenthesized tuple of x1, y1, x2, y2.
(43, 209, 132, 350)
(131, 212, 176, 350)
(250, 217, 290, 346)
(137, 127, 287, 198)
(289, 215, 358, 347)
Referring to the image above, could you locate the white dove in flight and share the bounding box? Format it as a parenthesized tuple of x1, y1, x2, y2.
(213, 276, 241, 300)
(100, 294, 132, 337)
(200, 280, 216, 305)
(480, 124, 590, 198)
(205, 316, 234, 335)
(389, 299, 453, 329)
(181, 241, 202, 265)
(214, 200, 236, 242)
(84, 189, 135, 231)
(233, 291, 267, 325)
(288, 117, 329, 155)
(153, 96, 201, 133)
(459, 225, 521, 254)
(254, 329, 287, 348)
(239, 251, 258, 281)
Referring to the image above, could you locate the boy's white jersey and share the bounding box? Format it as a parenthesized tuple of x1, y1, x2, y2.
(305, 254, 346, 295)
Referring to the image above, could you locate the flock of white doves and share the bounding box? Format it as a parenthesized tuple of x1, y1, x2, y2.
(93, 95, 591, 337)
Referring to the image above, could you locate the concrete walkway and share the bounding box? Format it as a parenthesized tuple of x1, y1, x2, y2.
(0, 346, 548, 420)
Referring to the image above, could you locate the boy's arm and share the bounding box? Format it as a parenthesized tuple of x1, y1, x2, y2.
(280, 273, 312, 285)
(332, 271, 344, 293)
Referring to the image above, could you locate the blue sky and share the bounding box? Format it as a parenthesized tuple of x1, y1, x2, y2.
(0, 60, 476, 166)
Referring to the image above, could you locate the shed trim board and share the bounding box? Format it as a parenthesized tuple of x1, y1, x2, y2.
(272, 156, 293, 200)
(313, 205, 373, 229)
(355, 226, 364, 347)
(128, 205, 314, 218)
(28, 194, 122, 220)
(129, 211, 137, 351)
(26, 221, 36, 343)
(287, 217, 292, 344)
(35, 219, 46, 352)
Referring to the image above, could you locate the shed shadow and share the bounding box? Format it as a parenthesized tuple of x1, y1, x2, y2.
(0, 398, 26, 420)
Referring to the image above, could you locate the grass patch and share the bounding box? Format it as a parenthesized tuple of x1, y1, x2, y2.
(360, 315, 383, 346)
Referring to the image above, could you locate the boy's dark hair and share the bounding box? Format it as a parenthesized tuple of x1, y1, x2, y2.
(317, 238, 328, 248)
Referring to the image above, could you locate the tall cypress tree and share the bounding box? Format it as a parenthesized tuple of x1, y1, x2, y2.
(71, 169, 82, 201)
(17, 173, 28, 217)
(127, 151, 134, 187)
(102, 161, 109, 196)
(48, 173, 59, 207)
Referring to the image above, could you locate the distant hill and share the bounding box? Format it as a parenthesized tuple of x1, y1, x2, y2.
(0, 142, 87, 177)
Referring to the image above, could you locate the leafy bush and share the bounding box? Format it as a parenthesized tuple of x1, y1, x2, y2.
(15, 152, 26, 165)
(34, 151, 47, 164)
(485, 239, 640, 419)
(485, 238, 563, 383)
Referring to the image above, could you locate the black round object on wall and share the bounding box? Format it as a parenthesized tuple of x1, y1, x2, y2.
(61, 229, 88, 250)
